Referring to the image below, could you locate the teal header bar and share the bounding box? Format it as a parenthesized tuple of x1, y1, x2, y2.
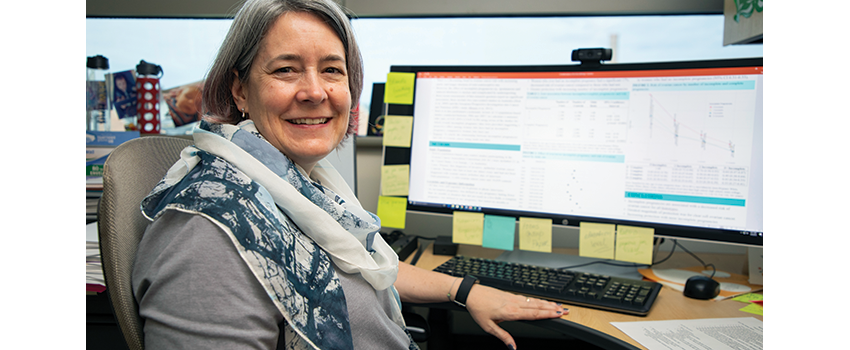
(632, 80, 755, 92)
(625, 192, 746, 206)
(430, 141, 521, 151)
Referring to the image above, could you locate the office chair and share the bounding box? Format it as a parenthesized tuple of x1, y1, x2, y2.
(96, 135, 433, 349)
(98, 136, 193, 350)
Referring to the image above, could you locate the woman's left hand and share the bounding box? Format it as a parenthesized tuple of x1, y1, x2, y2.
(465, 285, 568, 350)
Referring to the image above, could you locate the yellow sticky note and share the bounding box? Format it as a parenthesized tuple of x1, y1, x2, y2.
(452, 211, 483, 245)
(376, 196, 407, 229)
(382, 116, 413, 148)
(384, 72, 416, 105)
(579, 222, 615, 260)
(739, 303, 763, 316)
(381, 164, 409, 196)
(518, 217, 552, 253)
(615, 225, 654, 264)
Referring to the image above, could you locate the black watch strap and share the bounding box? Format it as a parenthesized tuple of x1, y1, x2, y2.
(453, 275, 478, 307)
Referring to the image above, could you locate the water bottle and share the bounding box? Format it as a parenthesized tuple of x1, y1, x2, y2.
(136, 60, 164, 134)
(86, 55, 111, 131)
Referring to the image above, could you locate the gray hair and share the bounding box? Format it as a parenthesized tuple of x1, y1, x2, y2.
(201, 0, 363, 138)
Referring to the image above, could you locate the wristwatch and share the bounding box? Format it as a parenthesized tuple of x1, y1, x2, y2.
(453, 275, 479, 308)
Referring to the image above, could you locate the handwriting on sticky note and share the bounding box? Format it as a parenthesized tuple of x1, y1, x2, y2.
(579, 222, 615, 260)
(376, 196, 406, 229)
(482, 215, 515, 251)
(615, 225, 654, 264)
(384, 72, 415, 105)
(381, 165, 409, 196)
(519, 217, 552, 253)
(453, 211, 483, 246)
(382, 116, 413, 148)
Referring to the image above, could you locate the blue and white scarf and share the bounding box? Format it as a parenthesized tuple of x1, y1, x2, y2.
(141, 120, 406, 349)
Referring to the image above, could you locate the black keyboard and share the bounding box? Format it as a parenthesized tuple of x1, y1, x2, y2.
(433, 256, 662, 316)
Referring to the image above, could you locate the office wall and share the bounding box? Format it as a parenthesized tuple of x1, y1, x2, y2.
(87, 0, 724, 18)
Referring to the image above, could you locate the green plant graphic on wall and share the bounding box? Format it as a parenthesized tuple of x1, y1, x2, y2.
(734, 0, 763, 22)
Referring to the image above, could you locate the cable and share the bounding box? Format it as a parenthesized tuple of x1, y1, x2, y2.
(408, 236, 435, 266)
(673, 240, 717, 278)
(651, 238, 677, 266)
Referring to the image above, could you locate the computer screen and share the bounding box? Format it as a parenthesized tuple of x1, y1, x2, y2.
(384, 57, 763, 247)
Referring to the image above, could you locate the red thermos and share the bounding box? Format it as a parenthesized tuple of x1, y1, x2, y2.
(136, 60, 163, 134)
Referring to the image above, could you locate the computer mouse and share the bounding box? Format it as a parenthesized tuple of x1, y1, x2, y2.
(683, 275, 720, 300)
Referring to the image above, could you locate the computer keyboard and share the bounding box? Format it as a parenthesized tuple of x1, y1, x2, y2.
(433, 256, 662, 316)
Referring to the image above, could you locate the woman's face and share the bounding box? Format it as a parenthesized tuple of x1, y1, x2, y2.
(232, 11, 350, 173)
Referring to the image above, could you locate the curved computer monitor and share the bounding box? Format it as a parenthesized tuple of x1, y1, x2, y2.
(383, 57, 763, 247)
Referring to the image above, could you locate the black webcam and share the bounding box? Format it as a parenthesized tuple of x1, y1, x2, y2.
(571, 48, 613, 66)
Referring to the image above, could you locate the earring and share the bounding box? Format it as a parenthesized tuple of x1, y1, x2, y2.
(241, 107, 247, 119)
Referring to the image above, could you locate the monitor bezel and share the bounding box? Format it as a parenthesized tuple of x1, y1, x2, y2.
(385, 57, 763, 247)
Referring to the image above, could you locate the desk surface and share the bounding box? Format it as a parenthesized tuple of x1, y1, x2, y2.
(407, 244, 763, 350)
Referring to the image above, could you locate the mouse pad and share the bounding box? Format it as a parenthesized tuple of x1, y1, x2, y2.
(638, 266, 761, 300)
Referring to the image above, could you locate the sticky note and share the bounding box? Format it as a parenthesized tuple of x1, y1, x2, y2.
(376, 196, 406, 229)
(381, 164, 409, 196)
(739, 303, 763, 316)
(731, 293, 764, 303)
(579, 222, 615, 260)
(382, 116, 413, 148)
(518, 217, 552, 253)
(482, 215, 515, 251)
(452, 211, 484, 246)
(384, 72, 415, 105)
(614, 225, 654, 264)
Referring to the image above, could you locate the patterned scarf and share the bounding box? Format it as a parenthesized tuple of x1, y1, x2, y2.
(141, 120, 407, 349)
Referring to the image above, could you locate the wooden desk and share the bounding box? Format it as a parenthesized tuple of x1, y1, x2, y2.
(406, 245, 763, 350)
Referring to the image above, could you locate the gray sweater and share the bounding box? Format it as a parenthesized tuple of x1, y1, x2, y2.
(132, 210, 410, 349)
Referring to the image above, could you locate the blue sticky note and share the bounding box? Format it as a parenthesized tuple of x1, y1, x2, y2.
(482, 215, 516, 251)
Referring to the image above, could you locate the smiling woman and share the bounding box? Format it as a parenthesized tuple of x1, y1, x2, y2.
(130, 1, 567, 350)
(229, 11, 352, 173)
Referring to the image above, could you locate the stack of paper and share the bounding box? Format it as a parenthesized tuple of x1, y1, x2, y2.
(612, 317, 763, 350)
(86, 222, 105, 293)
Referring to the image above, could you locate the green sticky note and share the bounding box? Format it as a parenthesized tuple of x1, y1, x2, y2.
(382, 115, 413, 148)
(384, 72, 416, 105)
(579, 222, 616, 260)
(615, 225, 654, 264)
(482, 215, 515, 251)
(518, 217, 552, 253)
(452, 211, 484, 246)
(731, 293, 764, 303)
(381, 164, 409, 196)
(376, 196, 407, 229)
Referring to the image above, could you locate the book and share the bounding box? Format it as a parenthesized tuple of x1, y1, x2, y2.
(86, 131, 139, 189)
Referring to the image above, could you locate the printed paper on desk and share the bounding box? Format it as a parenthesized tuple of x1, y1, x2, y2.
(615, 225, 654, 265)
(453, 211, 484, 246)
(482, 215, 515, 251)
(384, 72, 415, 105)
(579, 222, 615, 260)
(377, 196, 407, 229)
(381, 164, 409, 196)
(382, 116, 413, 148)
(519, 217, 552, 253)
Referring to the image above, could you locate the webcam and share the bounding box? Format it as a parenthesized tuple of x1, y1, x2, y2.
(571, 48, 613, 66)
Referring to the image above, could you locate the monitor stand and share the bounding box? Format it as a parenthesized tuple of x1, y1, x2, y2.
(496, 250, 644, 280)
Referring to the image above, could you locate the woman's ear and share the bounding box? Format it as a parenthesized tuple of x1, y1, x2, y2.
(231, 69, 247, 112)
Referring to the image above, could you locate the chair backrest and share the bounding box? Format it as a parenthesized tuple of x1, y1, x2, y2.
(98, 136, 193, 350)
